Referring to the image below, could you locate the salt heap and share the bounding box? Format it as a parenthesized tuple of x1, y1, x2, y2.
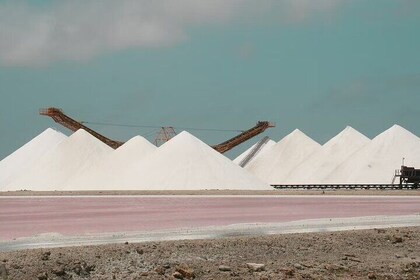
(7, 129, 113, 191)
(324, 125, 420, 184)
(107, 131, 271, 190)
(65, 135, 156, 189)
(284, 126, 370, 184)
(246, 129, 321, 184)
(0, 128, 67, 189)
(114, 136, 156, 159)
(233, 138, 276, 165)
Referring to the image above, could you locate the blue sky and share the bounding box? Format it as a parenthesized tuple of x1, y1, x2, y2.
(1, 0, 419, 159)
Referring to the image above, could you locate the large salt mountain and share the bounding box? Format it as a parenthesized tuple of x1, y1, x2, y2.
(0, 128, 67, 189)
(246, 129, 321, 184)
(284, 126, 370, 184)
(66, 135, 156, 189)
(233, 138, 276, 166)
(324, 125, 420, 184)
(112, 131, 272, 190)
(7, 129, 113, 191)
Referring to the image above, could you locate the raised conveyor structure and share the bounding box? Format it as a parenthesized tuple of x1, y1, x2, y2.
(239, 136, 271, 167)
(40, 107, 275, 153)
(212, 121, 275, 154)
(39, 108, 124, 149)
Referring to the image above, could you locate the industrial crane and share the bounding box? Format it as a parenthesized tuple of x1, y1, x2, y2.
(40, 107, 275, 153)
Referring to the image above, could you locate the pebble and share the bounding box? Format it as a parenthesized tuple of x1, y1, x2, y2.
(392, 236, 403, 244)
(163, 263, 171, 269)
(368, 272, 377, 279)
(52, 266, 65, 276)
(176, 265, 195, 279)
(294, 263, 303, 270)
(41, 252, 51, 261)
(10, 264, 22, 270)
(218, 265, 231, 271)
(280, 268, 295, 276)
(246, 263, 265, 272)
(173, 271, 184, 279)
(37, 272, 48, 280)
(155, 266, 166, 275)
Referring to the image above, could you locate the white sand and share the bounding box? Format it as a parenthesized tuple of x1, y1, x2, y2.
(246, 129, 321, 184)
(324, 125, 420, 184)
(6, 129, 113, 191)
(284, 126, 370, 184)
(0, 128, 67, 189)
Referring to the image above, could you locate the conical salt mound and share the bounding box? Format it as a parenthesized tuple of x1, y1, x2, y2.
(110, 131, 272, 190)
(66, 135, 156, 190)
(233, 138, 276, 165)
(246, 129, 321, 184)
(7, 129, 113, 191)
(324, 125, 420, 184)
(284, 126, 370, 184)
(0, 128, 67, 189)
(115, 136, 156, 156)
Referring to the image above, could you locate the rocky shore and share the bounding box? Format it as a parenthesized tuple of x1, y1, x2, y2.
(1, 227, 419, 279)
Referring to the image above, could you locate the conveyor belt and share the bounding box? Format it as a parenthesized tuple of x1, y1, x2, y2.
(239, 136, 270, 167)
(40, 107, 275, 153)
(271, 184, 419, 190)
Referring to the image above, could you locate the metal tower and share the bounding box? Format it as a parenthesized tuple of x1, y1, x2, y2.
(153, 127, 177, 146)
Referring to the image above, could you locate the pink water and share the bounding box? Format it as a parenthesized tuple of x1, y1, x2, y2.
(1, 196, 419, 240)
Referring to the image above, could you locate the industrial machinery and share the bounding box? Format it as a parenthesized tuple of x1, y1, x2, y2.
(393, 166, 420, 188)
(211, 121, 275, 153)
(40, 107, 275, 153)
(238, 136, 271, 167)
(153, 127, 177, 146)
(39, 108, 123, 149)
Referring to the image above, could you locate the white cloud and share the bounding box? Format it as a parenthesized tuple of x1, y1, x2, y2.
(0, 0, 342, 66)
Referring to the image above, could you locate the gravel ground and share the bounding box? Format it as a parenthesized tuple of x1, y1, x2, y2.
(0, 227, 419, 280)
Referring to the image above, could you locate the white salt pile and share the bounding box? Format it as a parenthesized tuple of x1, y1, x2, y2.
(114, 136, 156, 159)
(7, 129, 113, 191)
(3, 124, 419, 191)
(233, 138, 276, 165)
(65, 135, 156, 189)
(284, 126, 370, 184)
(324, 125, 420, 184)
(98, 131, 272, 190)
(0, 128, 67, 189)
(245, 129, 321, 184)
